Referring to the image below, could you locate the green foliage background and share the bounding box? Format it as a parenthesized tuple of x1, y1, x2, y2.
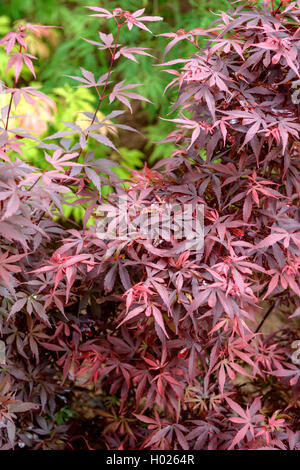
(0, 0, 230, 221)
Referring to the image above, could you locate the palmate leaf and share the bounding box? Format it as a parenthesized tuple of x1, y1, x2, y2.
(109, 80, 152, 113)
(88, 132, 119, 152)
(65, 69, 111, 88)
(114, 46, 154, 63)
(44, 149, 82, 171)
(0, 251, 24, 284)
(82, 31, 115, 50)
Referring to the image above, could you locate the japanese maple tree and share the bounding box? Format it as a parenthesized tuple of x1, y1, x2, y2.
(0, 0, 300, 451)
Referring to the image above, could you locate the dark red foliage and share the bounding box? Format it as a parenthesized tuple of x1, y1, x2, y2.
(0, 0, 300, 450)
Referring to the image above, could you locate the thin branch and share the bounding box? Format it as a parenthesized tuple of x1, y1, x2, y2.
(255, 298, 280, 333)
(76, 23, 122, 161)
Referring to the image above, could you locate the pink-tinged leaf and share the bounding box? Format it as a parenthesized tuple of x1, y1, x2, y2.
(118, 306, 145, 327)
(115, 46, 153, 63)
(85, 6, 112, 18)
(229, 362, 253, 378)
(133, 413, 156, 425)
(161, 34, 191, 62)
(23, 55, 36, 78)
(152, 305, 169, 338)
(243, 194, 252, 222)
(151, 280, 170, 310)
(118, 264, 131, 290)
(0, 222, 28, 248)
(109, 81, 152, 114)
(175, 428, 189, 450)
(204, 88, 216, 121)
(8, 298, 27, 318)
(132, 9, 146, 17)
(85, 167, 101, 193)
(80, 67, 95, 84)
(228, 424, 248, 450)
(43, 130, 77, 140)
(187, 290, 210, 316)
(89, 133, 118, 152)
(145, 427, 171, 447)
(225, 364, 236, 380)
(218, 363, 226, 394)
(242, 120, 261, 147)
(249, 396, 263, 416)
(225, 397, 247, 418)
(3, 191, 20, 219)
(7, 54, 23, 82)
(256, 233, 286, 249)
(104, 263, 118, 292)
(45, 150, 81, 171)
(263, 273, 279, 299)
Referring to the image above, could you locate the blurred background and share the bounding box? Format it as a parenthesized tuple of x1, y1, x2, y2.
(0, 0, 228, 221)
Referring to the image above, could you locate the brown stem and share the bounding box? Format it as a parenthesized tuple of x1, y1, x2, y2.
(27, 165, 51, 192)
(76, 23, 122, 160)
(5, 93, 14, 131)
(255, 298, 279, 333)
(5, 70, 19, 131)
(5, 41, 23, 131)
